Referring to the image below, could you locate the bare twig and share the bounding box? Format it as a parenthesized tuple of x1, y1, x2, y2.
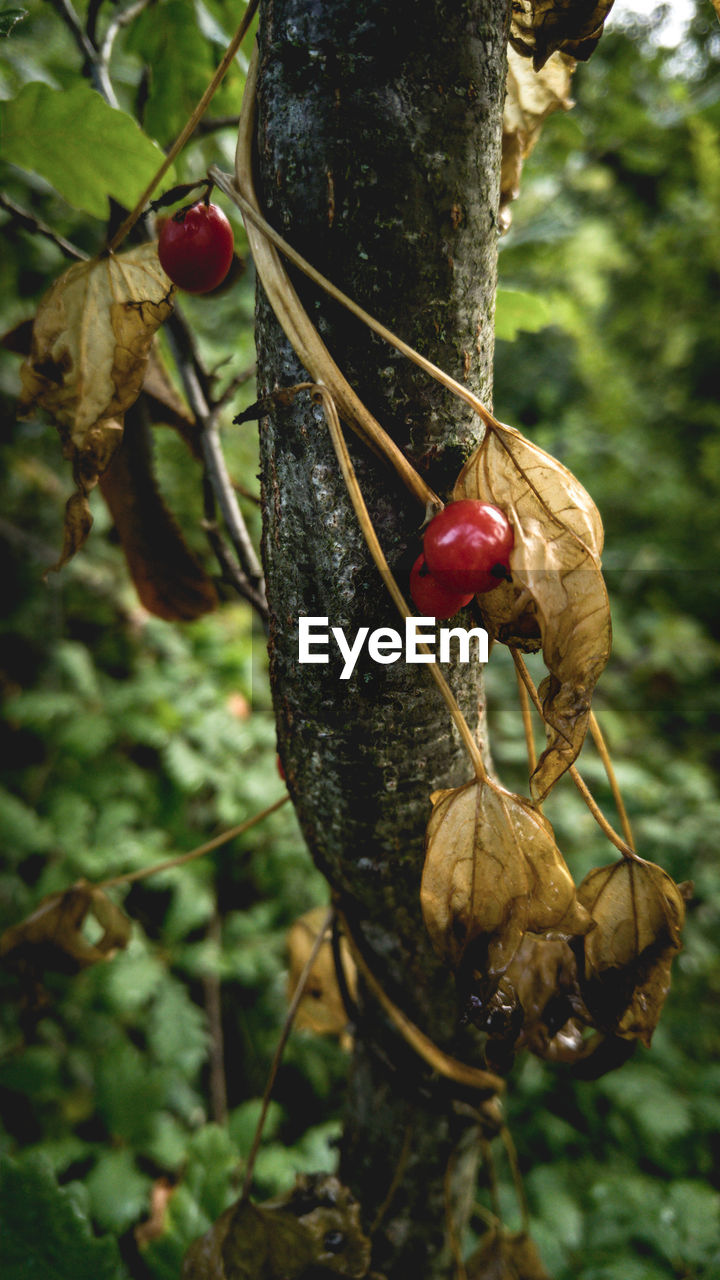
(194, 114, 242, 136)
(47, 0, 119, 104)
(106, 0, 259, 253)
(203, 908, 229, 1125)
(0, 195, 88, 262)
(515, 660, 537, 777)
(510, 650, 638, 860)
(164, 310, 267, 616)
(339, 907, 503, 1098)
(97, 0, 155, 71)
(589, 710, 636, 851)
(97, 795, 289, 890)
(240, 907, 335, 1202)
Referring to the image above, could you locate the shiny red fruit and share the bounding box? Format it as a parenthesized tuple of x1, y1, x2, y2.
(158, 201, 234, 293)
(409, 553, 473, 619)
(423, 500, 513, 594)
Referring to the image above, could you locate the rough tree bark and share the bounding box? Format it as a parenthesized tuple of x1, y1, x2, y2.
(254, 2, 509, 1275)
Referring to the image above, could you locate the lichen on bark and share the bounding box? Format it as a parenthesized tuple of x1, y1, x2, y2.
(254, 2, 509, 1274)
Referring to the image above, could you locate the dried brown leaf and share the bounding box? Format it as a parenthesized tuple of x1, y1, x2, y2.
(19, 244, 174, 566)
(576, 859, 686, 1045)
(510, 0, 615, 70)
(98, 409, 218, 620)
(182, 1174, 372, 1280)
(286, 906, 356, 1045)
(0, 880, 131, 975)
(501, 48, 575, 229)
(467, 1229, 552, 1279)
(455, 423, 611, 802)
(420, 778, 590, 981)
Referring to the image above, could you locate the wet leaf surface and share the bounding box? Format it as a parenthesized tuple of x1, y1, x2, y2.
(455, 422, 611, 801)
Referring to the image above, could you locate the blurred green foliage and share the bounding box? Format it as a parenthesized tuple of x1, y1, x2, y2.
(1, 1, 719, 1277)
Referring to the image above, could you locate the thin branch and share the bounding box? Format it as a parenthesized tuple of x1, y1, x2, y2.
(194, 114, 242, 136)
(370, 1121, 415, 1236)
(0, 195, 88, 262)
(164, 310, 267, 615)
(510, 650, 638, 860)
(315, 384, 487, 783)
(97, 0, 154, 70)
(106, 0, 259, 253)
(339, 908, 503, 1098)
(589, 710, 636, 851)
(97, 795, 289, 890)
(444, 1148, 468, 1280)
(47, 0, 119, 105)
(514, 660, 537, 777)
(240, 907, 335, 1203)
(500, 1125, 529, 1235)
(203, 908, 228, 1125)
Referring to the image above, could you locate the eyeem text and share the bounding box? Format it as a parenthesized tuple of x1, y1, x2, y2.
(298, 616, 489, 680)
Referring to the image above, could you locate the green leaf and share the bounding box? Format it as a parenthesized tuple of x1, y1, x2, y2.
(495, 288, 552, 341)
(0, 82, 170, 219)
(0, 7, 28, 37)
(85, 1149, 152, 1234)
(0, 1153, 125, 1280)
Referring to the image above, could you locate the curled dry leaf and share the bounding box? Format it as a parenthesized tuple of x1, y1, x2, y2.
(501, 47, 575, 231)
(420, 778, 590, 987)
(99, 408, 218, 621)
(576, 859, 687, 1046)
(18, 243, 174, 568)
(510, 0, 616, 70)
(466, 1228, 551, 1280)
(286, 906, 356, 1046)
(0, 880, 131, 975)
(182, 1174, 372, 1280)
(455, 422, 611, 802)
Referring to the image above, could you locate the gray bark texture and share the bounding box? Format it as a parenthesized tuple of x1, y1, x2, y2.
(254, 1, 509, 1274)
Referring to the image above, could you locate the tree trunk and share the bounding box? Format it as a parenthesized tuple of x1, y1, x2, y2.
(254, 2, 508, 1274)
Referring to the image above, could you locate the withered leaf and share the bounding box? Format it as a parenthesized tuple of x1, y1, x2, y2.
(420, 778, 590, 982)
(19, 243, 174, 567)
(0, 880, 131, 975)
(99, 408, 218, 621)
(510, 0, 615, 70)
(182, 1174, 372, 1280)
(501, 47, 575, 230)
(576, 858, 686, 1046)
(286, 907, 356, 1046)
(467, 1229, 551, 1279)
(455, 422, 611, 803)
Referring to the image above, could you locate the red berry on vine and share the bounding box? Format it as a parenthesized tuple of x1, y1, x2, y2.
(409, 553, 474, 620)
(423, 500, 513, 594)
(158, 201, 234, 294)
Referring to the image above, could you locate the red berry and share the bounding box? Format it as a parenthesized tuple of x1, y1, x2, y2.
(158, 201, 234, 293)
(423, 500, 513, 594)
(409, 553, 473, 619)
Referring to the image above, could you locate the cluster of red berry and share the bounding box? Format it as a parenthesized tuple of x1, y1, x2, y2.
(410, 500, 514, 619)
